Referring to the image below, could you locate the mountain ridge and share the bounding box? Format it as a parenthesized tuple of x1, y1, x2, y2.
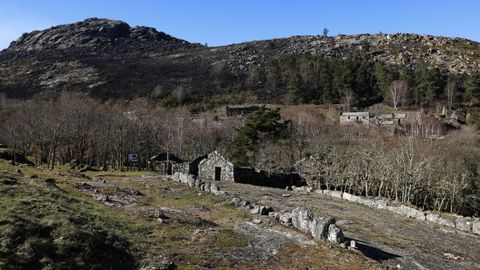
(1, 18, 480, 105)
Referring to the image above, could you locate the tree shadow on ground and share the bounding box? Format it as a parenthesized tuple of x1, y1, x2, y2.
(344, 237, 401, 262)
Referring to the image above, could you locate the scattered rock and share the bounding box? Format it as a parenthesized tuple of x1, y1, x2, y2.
(455, 217, 473, 232)
(231, 197, 242, 206)
(252, 218, 262, 224)
(327, 224, 344, 244)
(291, 207, 314, 232)
(250, 205, 273, 215)
(310, 216, 336, 241)
(140, 259, 176, 270)
(279, 211, 293, 226)
(268, 211, 280, 220)
(349, 240, 357, 249)
(281, 193, 291, 197)
(472, 220, 480, 234)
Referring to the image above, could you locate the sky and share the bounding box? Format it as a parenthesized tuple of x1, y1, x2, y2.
(1, 0, 479, 49)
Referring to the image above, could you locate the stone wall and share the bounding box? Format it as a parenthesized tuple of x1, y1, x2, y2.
(234, 167, 305, 189)
(230, 198, 345, 245)
(310, 189, 480, 235)
(170, 172, 226, 196)
(198, 151, 235, 181)
(169, 172, 347, 247)
(172, 162, 189, 174)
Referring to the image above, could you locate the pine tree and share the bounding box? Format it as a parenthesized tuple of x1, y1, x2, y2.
(464, 72, 480, 102)
(230, 107, 286, 166)
(416, 65, 444, 106)
(399, 67, 416, 106)
(285, 73, 303, 104)
(374, 62, 397, 101)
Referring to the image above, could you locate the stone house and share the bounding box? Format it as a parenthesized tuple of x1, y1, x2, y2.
(197, 151, 305, 188)
(339, 112, 369, 125)
(198, 151, 235, 181)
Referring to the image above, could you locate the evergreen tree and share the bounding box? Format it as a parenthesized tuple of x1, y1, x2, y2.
(230, 107, 287, 166)
(285, 72, 303, 104)
(374, 62, 397, 101)
(333, 59, 355, 107)
(464, 72, 480, 102)
(416, 65, 444, 106)
(399, 67, 416, 105)
(468, 110, 480, 133)
(355, 60, 375, 102)
(319, 61, 336, 103)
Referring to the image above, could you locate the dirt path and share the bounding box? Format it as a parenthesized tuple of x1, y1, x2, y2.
(219, 182, 480, 270)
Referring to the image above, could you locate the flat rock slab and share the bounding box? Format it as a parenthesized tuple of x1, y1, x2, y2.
(219, 182, 480, 270)
(224, 222, 314, 264)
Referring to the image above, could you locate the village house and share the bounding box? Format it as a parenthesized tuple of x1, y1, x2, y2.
(374, 113, 407, 126)
(339, 112, 370, 125)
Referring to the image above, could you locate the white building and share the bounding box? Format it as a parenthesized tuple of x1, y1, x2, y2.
(339, 112, 370, 125)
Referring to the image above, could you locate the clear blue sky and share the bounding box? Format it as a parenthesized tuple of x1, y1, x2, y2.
(1, 0, 479, 49)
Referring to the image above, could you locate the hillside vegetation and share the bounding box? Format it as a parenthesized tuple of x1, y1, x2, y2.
(1, 18, 480, 109)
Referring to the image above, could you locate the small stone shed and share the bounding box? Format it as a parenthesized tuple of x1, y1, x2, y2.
(198, 151, 235, 181)
(149, 153, 185, 175)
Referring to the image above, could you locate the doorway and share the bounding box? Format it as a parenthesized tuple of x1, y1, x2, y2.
(167, 163, 173, 175)
(215, 167, 221, 181)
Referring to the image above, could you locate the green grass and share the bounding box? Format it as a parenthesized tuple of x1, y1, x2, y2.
(0, 174, 138, 269)
(0, 156, 380, 269)
(0, 158, 253, 269)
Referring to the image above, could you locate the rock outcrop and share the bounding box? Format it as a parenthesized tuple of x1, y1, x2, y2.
(277, 207, 341, 242)
(7, 17, 197, 52)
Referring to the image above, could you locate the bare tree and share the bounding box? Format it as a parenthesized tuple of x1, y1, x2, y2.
(389, 80, 408, 110)
(445, 80, 456, 111)
(342, 90, 354, 111)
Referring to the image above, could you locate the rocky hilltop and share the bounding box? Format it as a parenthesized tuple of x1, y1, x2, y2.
(1, 17, 480, 101)
(7, 17, 200, 52)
